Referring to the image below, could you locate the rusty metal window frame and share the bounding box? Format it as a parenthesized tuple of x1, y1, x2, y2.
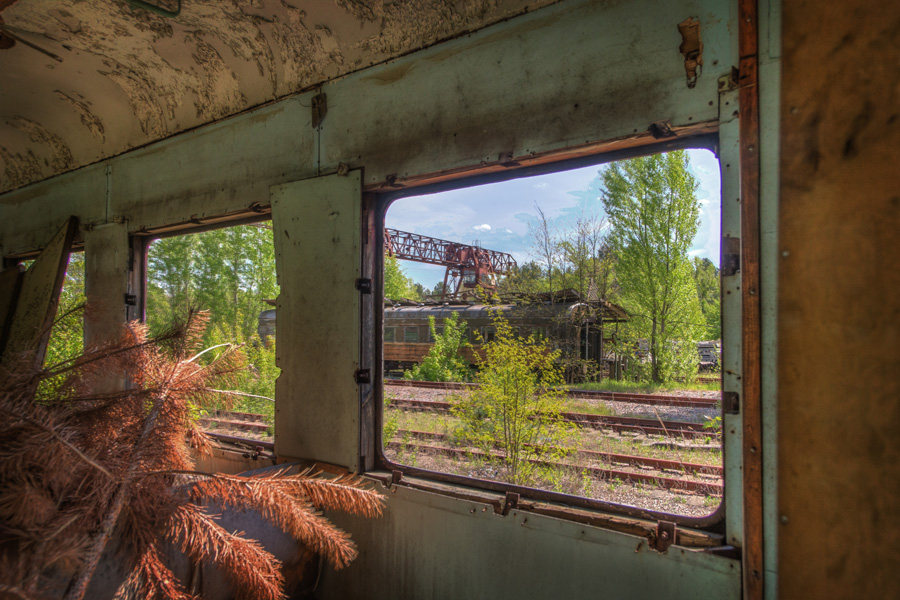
(370, 133, 729, 533)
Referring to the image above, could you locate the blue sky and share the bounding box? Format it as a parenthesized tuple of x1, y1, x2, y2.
(387, 149, 721, 289)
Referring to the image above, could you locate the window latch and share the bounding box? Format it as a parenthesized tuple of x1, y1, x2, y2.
(355, 278, 372, 294)
(124, 293, 137, 306)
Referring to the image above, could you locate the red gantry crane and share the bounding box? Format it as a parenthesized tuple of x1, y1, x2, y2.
(384, 228, 517, 299)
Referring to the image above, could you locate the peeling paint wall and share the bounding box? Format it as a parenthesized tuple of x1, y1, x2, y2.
(0, 0, 556, 193)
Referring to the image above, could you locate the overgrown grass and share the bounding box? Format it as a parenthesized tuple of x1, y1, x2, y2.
(571, 379, 721, 394)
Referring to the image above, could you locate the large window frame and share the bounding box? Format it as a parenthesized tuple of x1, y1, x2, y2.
(371, 134, 730, 532)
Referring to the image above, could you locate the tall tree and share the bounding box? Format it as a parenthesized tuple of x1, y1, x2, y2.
(530, 204, 561, 300)
(600, 150, 703, 382)
(692, 257, 721, 340)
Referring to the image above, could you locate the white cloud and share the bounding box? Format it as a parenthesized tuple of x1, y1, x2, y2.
(473, 224, 492, 232)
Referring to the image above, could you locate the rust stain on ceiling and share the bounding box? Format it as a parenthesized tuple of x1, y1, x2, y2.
(0, 0, 556, 195)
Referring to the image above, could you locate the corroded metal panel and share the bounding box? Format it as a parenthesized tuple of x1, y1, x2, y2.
(322, 482, 740, 600)
(321, 0, 734, 187)
(108, 99, 316, 231)
(271, 172, 361, 470)
(0, 164, 105, 257)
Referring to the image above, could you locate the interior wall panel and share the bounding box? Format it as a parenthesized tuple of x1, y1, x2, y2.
(778, 1, 900, 597)
(322, 0, 735, 187)
(322, 483, 740, 600)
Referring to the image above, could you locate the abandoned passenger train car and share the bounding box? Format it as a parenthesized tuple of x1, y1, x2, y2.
(1, 0, 895, 599)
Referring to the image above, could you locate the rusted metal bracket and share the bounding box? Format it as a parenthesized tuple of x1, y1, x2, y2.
(718, 67, 740, 93)
(311, 93, 327, 128)
(354, 369, 371, 385)
(501, 491, 520, 516)
(124, 293, 137, 306)
(654, 520, 677, 552)
(722, 236, 741, 277)
(723, 391, 740, 415)
(391, 470, 403, 486)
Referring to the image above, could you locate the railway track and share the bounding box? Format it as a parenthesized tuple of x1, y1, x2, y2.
(386, 380, 719, 408)
(386, 435, 722, 495)
(394, 430, 722, 477)
(199, 411, 722, 495)
(387, 398, 719, 439)
(201, 404, 720, 439)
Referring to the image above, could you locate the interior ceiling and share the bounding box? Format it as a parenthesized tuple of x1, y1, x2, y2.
(0, 0, 551, 195)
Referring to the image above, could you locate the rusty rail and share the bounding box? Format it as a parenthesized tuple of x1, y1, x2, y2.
(387, 398, 720, 439)
(395, 430, 722, 477)
(385, 440, 722, 495)
(386, 380, 720, 408)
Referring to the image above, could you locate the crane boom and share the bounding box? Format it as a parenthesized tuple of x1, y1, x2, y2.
(384, 228, 517, 299)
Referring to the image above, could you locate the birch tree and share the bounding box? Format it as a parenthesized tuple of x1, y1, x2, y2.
(600, 151, 703, 382)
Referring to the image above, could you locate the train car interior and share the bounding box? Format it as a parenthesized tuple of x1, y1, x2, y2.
(0, 0, 897, 598)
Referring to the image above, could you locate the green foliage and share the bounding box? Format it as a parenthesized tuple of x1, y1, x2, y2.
(146, 224, 278, 347)
(146, 224, 279, 411)
(600, 150, 704, 383)
(229, 335, 279, 419)
(36, 253, 86, 400)
(692, 257, 721, 340)
(384, 255, 419, 300)
(452, 313, 574, 485)
(404, 313, 470, 382)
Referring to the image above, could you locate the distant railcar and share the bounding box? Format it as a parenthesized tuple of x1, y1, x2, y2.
(382, 296, 629, 375)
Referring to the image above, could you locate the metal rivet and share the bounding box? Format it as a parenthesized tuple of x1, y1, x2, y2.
(781, 515, 789, 524)
(782, 250, 790, 257)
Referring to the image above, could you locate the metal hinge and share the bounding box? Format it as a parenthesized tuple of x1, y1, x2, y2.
(723, 391, 740, 415)
(354, 369, 371, 385)
(722, 236, 740, 277)
(654, 520, 677, 552)
(311, 93, 327, 128)
(355, 278, 372, 294)
(124, 293, 137, 306)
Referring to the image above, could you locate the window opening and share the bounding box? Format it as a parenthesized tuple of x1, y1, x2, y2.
(19, 252, 85, 399)
(381, 148, 723, 519)
(146, 221, 279, 437)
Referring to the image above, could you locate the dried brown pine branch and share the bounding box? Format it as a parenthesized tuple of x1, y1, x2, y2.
(0, 310, 383, 600)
